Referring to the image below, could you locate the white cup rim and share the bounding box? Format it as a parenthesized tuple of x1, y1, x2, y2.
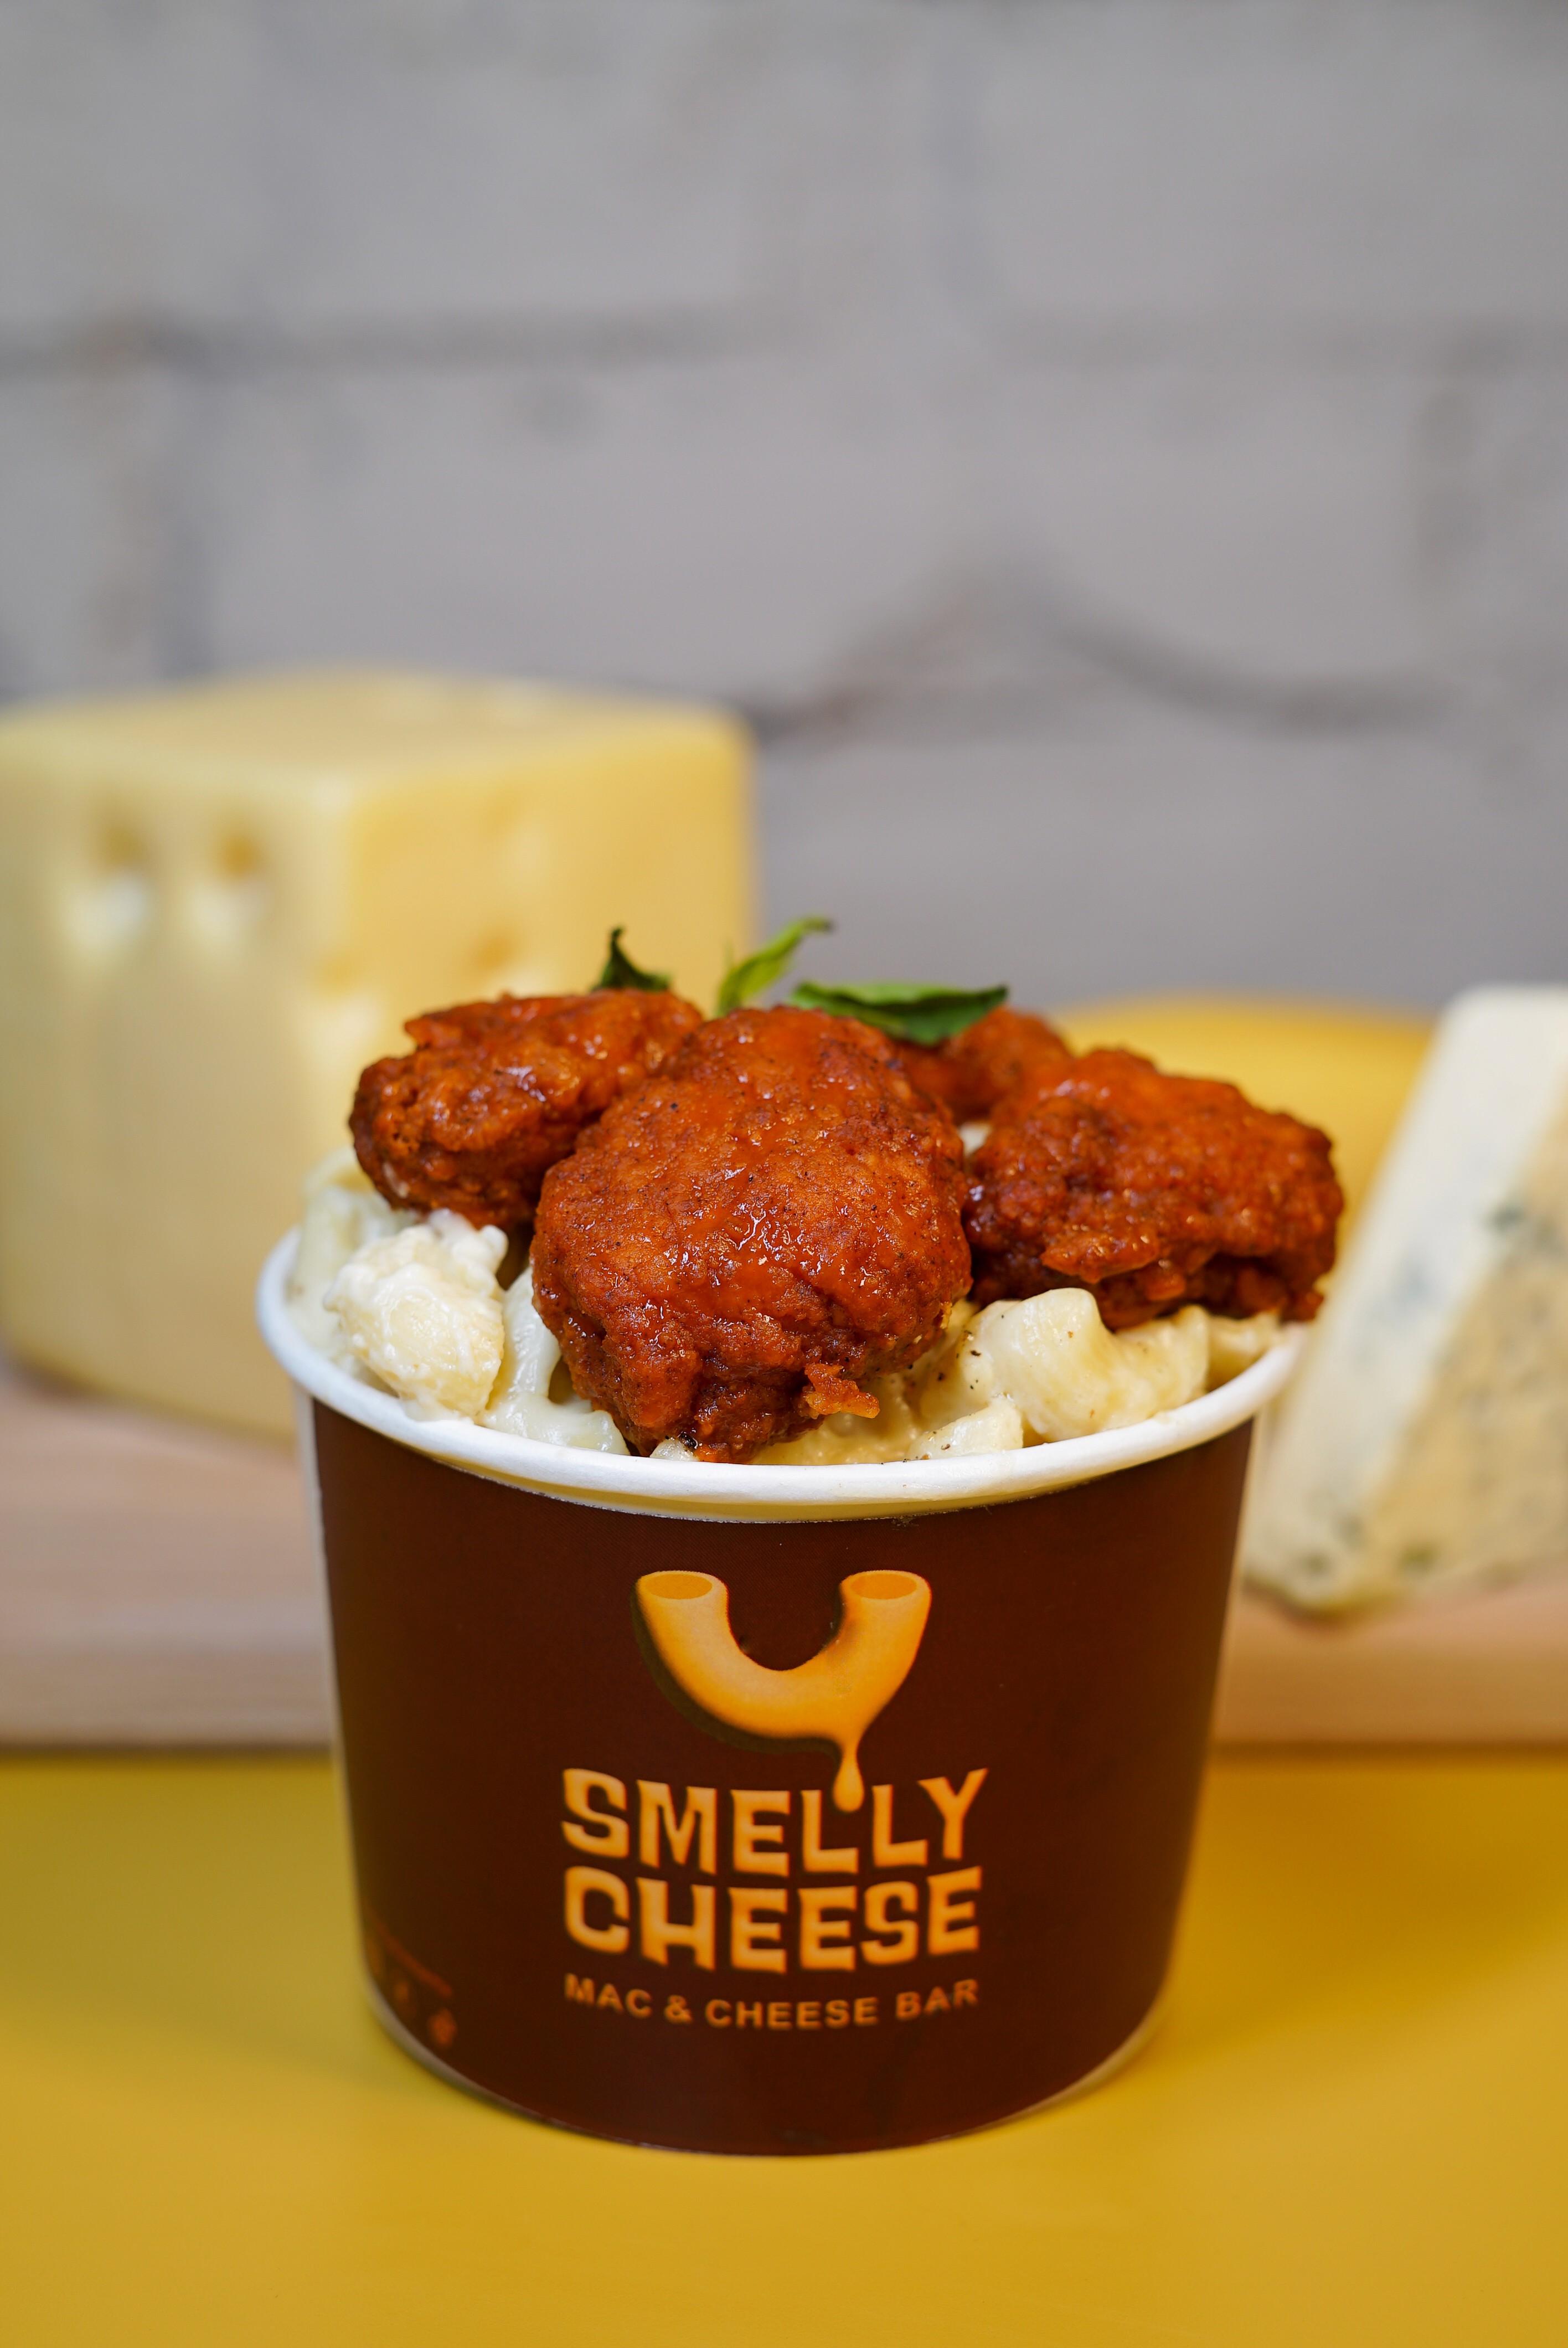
(257, 1231, 1303, 1523)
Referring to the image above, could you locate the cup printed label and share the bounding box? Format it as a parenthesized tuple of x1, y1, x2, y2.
(561, 1571, 986, 2030)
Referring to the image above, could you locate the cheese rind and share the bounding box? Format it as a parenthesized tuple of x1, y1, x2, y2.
(1246, 987, 1568, 1608)
(0, 672, 752, 1433)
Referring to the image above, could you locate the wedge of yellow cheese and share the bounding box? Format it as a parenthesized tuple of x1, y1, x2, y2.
(0, 672, 752, 1434)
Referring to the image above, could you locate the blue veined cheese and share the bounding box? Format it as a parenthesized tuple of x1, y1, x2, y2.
(1246, 987, 1568, 1609)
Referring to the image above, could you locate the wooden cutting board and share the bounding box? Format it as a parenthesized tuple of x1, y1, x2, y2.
(0, 1351, 327, 1745)
(3, 1346, 1565, 1747)
(3, 997, 1564, 1747)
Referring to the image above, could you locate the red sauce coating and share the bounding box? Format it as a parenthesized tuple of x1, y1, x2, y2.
(350, 989, 704, 1230)
(894, 1007, 1072, 1122)
(965, 1048, 1342, 1327)
(529, 1006, 971, 1460)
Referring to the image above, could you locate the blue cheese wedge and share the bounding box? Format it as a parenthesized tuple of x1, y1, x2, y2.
(1247, 986, 1568, 1609)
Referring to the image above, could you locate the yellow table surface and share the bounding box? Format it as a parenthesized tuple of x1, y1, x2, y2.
(4, 1755, 1565, 2346)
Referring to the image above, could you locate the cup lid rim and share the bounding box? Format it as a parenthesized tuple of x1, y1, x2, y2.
(257, 1231, 1303, 1522)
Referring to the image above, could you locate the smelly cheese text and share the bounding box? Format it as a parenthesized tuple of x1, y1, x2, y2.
(561, 1767, 987, 1973)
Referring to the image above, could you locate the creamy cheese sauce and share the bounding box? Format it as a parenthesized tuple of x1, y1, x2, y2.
(289, 1156, 1278, 1460)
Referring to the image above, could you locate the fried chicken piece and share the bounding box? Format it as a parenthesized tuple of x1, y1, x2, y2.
(350, 989, 704, 1231)
(966, 1048, 1342, 1327)
(895, 1008, 1071, 1122)
(530, 1007, 971, 1460)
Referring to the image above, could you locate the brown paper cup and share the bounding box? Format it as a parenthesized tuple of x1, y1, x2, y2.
(260, 1238, 1298, 2155)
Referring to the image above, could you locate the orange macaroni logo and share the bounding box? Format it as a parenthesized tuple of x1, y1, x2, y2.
(635, 1569, 931, 1811)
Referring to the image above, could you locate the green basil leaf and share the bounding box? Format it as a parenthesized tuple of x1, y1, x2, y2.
(788, 979, 1008, 1046)
(595, 928, 673, 992)
(716, 915, 834, 1013)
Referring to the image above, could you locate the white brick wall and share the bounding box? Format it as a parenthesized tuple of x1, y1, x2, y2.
(0, 364, 182, 692)
(4, 0, 1566, 1002)
(763, 722, 1565, 1010)
(190, 345, 958, 692)
(969, 3, 1568, 331)
(976, 362, 1434, 684)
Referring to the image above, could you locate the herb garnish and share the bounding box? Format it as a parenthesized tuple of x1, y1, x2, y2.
(788, 979, 1008, 1046)
(716, 916, 834, 1013)
(595, 928, 673, 992)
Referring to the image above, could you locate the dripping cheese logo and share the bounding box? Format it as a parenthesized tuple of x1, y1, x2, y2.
(556, 1571, 989, 2032)
(637, 1567, 930, 1811)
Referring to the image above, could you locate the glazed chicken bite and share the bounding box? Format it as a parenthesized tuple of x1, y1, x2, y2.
(351, 988, 704, 1231)
(966, 1048, 1342, 1327)
(895, 1008, 1071, 1122)
(529, 1007, 972, 1460)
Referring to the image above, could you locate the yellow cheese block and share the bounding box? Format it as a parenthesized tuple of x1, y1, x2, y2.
(0, 672, 753, 1435)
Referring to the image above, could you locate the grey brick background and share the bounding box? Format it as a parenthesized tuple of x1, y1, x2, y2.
(4, 0, 1567, 1008)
